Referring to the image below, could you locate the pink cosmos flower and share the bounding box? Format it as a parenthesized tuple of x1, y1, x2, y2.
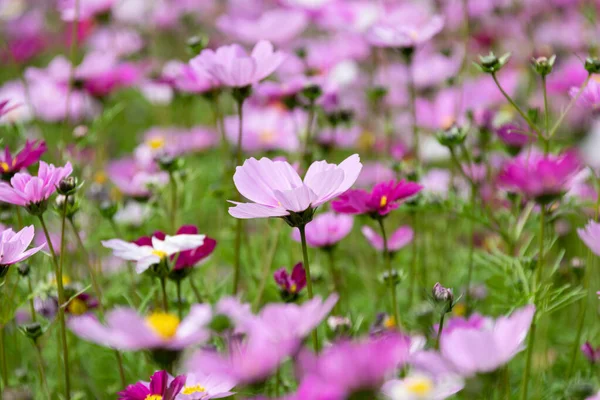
(192, 41, 285, 88)
(106, 157, 168, 198)
(75, 52, 140, 97)
(166, 60, 219, 94)
(355, 162, 396, 188)
(0, 100, 20, 119)
(68, 304, 211, 351)
(102, 233, 206, 274)
(366, 11, 444, 48)
(217, 9, 307, 45)
(361, 225, 414, 252)
(438, 305, 535, 376)
(0, 140, 47, 178)
(176, 372, 235, 399)
(332, 180, 423, 217)
(495, 123, 533, 152)
(60, 0, 116, 21)
(0, 161, 73, 207)
(383, 372, 463, 400)
(570, 78, 600, 110)
(118, 370, 185, 400)
(316, 125, 361, 150)
(133, 225, 217, 271)
(274, 262, 306, 296)
(296, 333, 412, 397)
(0, 226, 45, 272)
(497, 150, 581, 201)
(228, 155, 362, 219)
(141, 127, 217, 157)
(291, 212, 354, 248)
(224, 105, 303, 153)
(581, 342, 600, 364)
(577, 220, 600, 256)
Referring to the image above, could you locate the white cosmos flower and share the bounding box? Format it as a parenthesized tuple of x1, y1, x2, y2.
(102, 234, 205, 274)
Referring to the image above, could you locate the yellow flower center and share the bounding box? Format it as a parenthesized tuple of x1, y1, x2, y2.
(290, 283, 297, 293)
(380, 196, 388, 208)
(259, 130, 276, 144)
(181, 385, 206, 395)
(67, 298, 88, 315)
(405, 376, 433, 395)
(148, 137, 165, 150)
(94, 171, 107, 185)
(592, 75, 600, 83)
(145, 312, 180, 339)
(152, 250, 168, 259)
(383, 316, 396, 329)
(51, 275, 71, 287)
(0, 162, 8, 172)
(145, 395, 162, 400)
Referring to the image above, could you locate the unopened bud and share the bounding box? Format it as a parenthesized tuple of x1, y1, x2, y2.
(585, 57, 600, 74)
(17, 263, 30, 277)
(432, 282, 454, 304)
(531, 55, 556, 76)
(301, 85, 322, 103)
(19, 322, 44, 342)
(57, 176, 79, 196)
(187, 35, 209, 56)
(476, 52, 511, 73)
(436, 125, 467, 147)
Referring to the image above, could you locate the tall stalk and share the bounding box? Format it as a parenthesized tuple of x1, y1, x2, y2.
(39, 213, 70, 400)
(299, 225, 319, 352)
(376, 218, 399, 326)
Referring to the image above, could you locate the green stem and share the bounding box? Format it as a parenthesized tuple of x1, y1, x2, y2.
(160, 277, 169, 312)
(406, 55, 419, 163)
(520, 205, 545, 400)
(253, 222, 282, 311)
(326, 248, 343, 311)
(464, 183, 477, 314)
(189, 276, 202, 303)
(39, 212, 71, 400)
(491, 72, 540, 136)
(408, 212, 418, 309)
(0, 325, 7, 387)
(435, 312, 446, 349)
(169, 172, 178, 233)
(548, 74, 591, 138)
(27, 275, 36, 322)
(299, 225, 319, 352)
(541, 75, 550, 154)
(176, 280, 183, 319)
(377, 218, 399, 326)
(34, 342, 50, 398)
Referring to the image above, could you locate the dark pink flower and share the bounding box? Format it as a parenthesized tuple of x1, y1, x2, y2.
(118, 370, 185, 400)
(582, 342, 600, 364)
(0, 140, 47, 179)
(498, 150, 581, 201)
(332, 180, 423, 217)
(495, 123, 533, 152)
(274, 262, 306, 298)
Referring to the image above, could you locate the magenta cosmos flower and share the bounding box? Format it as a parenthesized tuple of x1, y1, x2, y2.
(332, 180, 422, 217)
(192, 40, 285, 88)
(68, 304, 211, 351)
(228, 155, 362, 220)
(582, 342, 600, 364)
(296, 333, 412, 397)
(0, 226, 45, 276)
(291, 212, 354, 249)
(118, 370, 185, 400)
(1, 140, 47, 179)
(497, 150, 581, 202)
(274, 262, 306, 298)
(577, 220, 600, 256)
(134, 225, 217, 271)
(0, 161, 72, 209)
(361, 225, 413, 252)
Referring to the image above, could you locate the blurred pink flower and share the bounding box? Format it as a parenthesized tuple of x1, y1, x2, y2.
(291, 211, 354, 248)
(229, 155, 362, 219)
(60, 0, 116, 21)
(0, 226, 44, 268)
(167, 60, 219, 94)
(570, 78, 600, 111)
(578, 220, 600, 257)
(361, 225, 413, 252)
(217, 9, 307, 45)
(68, 305, 211, 350)
(75, 52, 140, 97)
(106, 157, 168, 198)
(193, 41, 285, 88)
(118, 370, 185, 400)
(0, 140, 47, 178)
(366, 6, 444, 48)
(0, 161, 72, 207)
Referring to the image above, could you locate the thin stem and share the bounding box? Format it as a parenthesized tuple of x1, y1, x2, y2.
(160, 277, 169, 312)
(491, 72, 541, 136)
(232, 98, 245, 295)
(406, 56, 419, 163)
(169, 172, 178, 233)
(303, 100, 317, 168)
(176, 280, 183, 319)
(435, 312, 446, 349)
(189, 276, 202, 303)
(0, 325, 7, 387)
(27, 275, 36, 322)
(548, 74, 591, 138)
(34, 343, 50, 398)
(299, 225, 319, 352)
(520, 205, 545, 400)
(464, 183, 477, 314)
(64, 0, 80, 129)
(408, 212, 418, 309)
(39, 213, 71, 400)
(326, 248, 343, 310)
(377, 218, 399, 326)
(541, 75, 550, 154)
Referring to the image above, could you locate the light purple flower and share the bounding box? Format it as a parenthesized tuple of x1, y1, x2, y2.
(291, 212, 354, 248)
(176, 372, 235, 400)
(361, 225, 414, 252)
(438, 305, 535, 376)
(217, 9, 307, 45)
(0, 161, 73, 207)
(577, 220, 600, 257)
(60, 0, 116, 21)
(192, 41, 285, 88)
(166, 60, 219, 94)
(228, 154, 362, 219)
(366, 10, 444, 48)
(570, 78, 600, 110)
(0, 226, 45, 267)
(68, 305, 211, 351)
